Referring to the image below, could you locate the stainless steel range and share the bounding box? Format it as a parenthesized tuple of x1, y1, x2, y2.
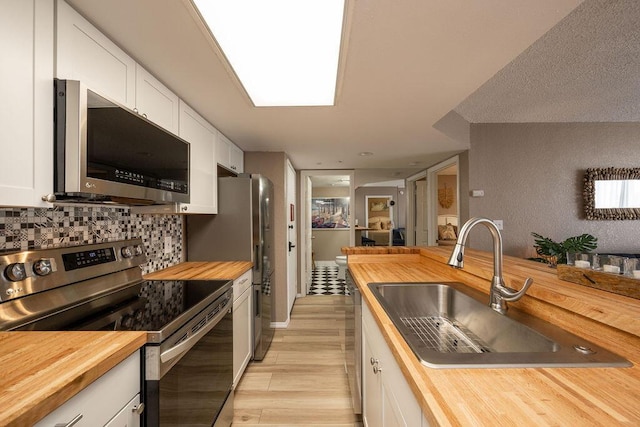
(0, 239, 233, 427)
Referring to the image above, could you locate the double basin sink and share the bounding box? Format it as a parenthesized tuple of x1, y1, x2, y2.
(368, 282, 631, 368)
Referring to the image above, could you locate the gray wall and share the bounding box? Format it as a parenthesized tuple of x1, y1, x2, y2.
(468, 123, 640, 257)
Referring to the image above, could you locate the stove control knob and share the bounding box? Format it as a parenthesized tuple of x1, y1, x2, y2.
(134, 245, 144, 257)
(33, 259, 53, 276)
(5, 263, 27, 282)
(121, 246, 133, 259)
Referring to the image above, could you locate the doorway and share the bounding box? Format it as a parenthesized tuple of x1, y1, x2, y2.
(299, 170, 355, 297)
(426, 156, 459, 246)
(406, 155, 460, 246)
(364, 195, 394, 246)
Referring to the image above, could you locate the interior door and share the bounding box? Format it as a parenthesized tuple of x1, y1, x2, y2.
(286, 161, 297, 313)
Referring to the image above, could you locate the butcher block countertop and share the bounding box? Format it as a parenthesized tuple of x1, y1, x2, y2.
(0, 331, 146, 427)
(347, 247, 640, 426)
(144, 261, 253, 281)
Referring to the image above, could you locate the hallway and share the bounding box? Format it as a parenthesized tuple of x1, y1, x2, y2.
(233, 295, 360, 426)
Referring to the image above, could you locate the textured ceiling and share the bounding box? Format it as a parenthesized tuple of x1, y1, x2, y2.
(455, 0, 640, 123)
(65, 0, 583, 172)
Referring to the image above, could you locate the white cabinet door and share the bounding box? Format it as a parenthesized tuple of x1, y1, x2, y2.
(216, 133, 243, 173)
(216, 133, 231, 170)
(56, 0, 136, 108)
(0, 0, 54, 207)
(104, 394, 142, 427)
(233, 270, 253, 387)
(178, 100, 217, 214)
(362, 304, 423, 427)
(229, 142, 244, 173)
(35, 351, 141, 427)
(135, 65, 179, 134)
(363, 332, 383, 427)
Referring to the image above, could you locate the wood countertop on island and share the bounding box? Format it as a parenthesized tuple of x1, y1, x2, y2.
(143, 261, 253, 281)
(346, 247, 640, 426)
(0, 331, 146, 427)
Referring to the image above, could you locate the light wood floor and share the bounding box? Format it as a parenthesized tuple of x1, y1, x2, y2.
(233, 295, 361, 426)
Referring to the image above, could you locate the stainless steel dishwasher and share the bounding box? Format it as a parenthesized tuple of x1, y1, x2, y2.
(345, 269, 362, 414)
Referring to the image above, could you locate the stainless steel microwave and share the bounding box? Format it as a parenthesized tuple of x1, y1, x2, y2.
(53, 79, 190, 204)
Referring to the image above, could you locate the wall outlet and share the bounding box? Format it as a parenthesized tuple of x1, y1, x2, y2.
(493, 219, 503, 230)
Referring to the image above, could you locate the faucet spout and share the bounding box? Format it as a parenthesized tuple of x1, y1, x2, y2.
(446, 217, 534, 314)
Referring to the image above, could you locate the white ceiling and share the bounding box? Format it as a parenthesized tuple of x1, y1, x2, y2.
(66, 0, 600, 174)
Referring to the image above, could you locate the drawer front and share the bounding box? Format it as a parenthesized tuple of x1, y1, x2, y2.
(233, 270, 252, 301)
(34, 351, 140, 427)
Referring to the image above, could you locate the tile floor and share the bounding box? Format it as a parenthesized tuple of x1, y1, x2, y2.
(309, 265, 349, 295)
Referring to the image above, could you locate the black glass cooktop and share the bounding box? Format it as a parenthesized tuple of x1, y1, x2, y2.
(70, 279, 232, 341)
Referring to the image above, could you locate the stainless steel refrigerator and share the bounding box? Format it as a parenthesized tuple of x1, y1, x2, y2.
(186, 174, 275, 360)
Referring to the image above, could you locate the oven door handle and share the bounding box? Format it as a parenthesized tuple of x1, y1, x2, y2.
(160, 305, 230, 364)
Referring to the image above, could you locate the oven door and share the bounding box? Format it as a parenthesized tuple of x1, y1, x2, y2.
(145, 289, 233, 427)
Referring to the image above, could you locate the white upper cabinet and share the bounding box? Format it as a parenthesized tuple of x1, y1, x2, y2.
(217, 133, 244, 174)
(56, 1, 178, 134)
(135, 65, 180, 134)
(177, 100, 218, 214)
(0, 0, 54, 207)
(56, 0, 136, 108)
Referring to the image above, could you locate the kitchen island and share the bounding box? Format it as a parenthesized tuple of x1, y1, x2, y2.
(345, 246, 640, 426)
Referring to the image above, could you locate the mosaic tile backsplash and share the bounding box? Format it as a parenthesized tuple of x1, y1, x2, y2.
(0, 205, 183, 274)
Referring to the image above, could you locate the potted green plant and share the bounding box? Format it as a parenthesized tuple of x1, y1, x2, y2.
(530, 232, 598, 266)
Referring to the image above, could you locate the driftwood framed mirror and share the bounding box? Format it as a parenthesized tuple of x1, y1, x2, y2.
(583, 167, 640, 220)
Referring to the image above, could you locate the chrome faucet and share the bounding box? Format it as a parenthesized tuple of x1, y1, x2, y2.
(447, 217, 534, 314)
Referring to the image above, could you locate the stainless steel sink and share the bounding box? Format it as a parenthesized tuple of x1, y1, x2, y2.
(369, 282, 631, 368)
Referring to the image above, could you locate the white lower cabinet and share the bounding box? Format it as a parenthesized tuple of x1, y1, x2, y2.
(233, 270, 253, 387)
(362, 303, 423, 427)
(35, 351, 142, 427)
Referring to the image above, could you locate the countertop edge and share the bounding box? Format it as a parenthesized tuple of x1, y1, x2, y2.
(144, 261, 253, 281)
(1, 332, 147, 427)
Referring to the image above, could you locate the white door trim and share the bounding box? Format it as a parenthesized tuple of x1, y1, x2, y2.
(405, 170, 427, 246)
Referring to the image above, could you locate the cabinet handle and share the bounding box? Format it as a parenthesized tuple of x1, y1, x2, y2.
(41, 194, 57, 203)
(142, 113, 147, 118)
(181, 205, 188, 211)
(55, 414, 83, 427)
(370, 357, 378, 366)
(132, 402, 145, 415)
(133, 107, 139, 113)
(239, 278, 249, 285)
(373, 364, 382, 374)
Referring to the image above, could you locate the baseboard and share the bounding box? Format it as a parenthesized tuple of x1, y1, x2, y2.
(271, 319, 290, 329)
(315, 260, 339, 267)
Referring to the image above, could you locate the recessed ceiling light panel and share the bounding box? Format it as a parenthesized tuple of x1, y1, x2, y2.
(194, 0, 345, 107)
